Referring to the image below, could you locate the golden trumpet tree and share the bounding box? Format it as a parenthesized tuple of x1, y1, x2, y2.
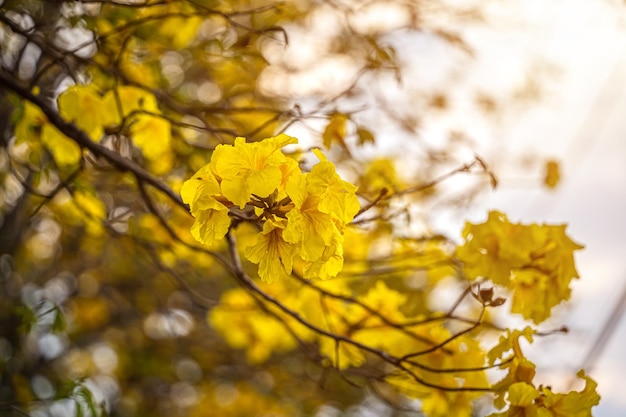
(0, 1, 598, 416)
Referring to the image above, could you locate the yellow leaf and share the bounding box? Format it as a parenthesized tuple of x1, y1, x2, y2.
(356, 127, 375, 145)
(322, 112, 348, 149)
(544, 159, 560, 189)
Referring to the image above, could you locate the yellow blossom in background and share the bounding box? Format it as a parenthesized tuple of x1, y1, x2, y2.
(360, 158, 402, 195)
(456, 211, 545, 284)
(129, 114, 171, 159)
(101, 86, 173, 170)
(457, 211, 583, 324)
(208, 288, 298, 363)
(351, 281, 417, 355)
(51, 188, 106, 238)
(58, 85, 107, 141)
(14, 101, 47, 146)
(509, 269, 553, 324)
(386, 328, 488, 417)
(487, 382, 541, 417)
(41, 124, 82, 169)
(102, 86, 160, 123)
(72, 189, 107, 236)
(14, 100, 82, 170)
(356, 280, 408, 323)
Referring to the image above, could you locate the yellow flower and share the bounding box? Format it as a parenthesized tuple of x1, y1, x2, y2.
(307, 149, 360, 224)
(208, 288, 298, 363)
(457, 212, 583, 324)
(41, 124, 82, 169)
(245, 219, 294, 282)
(301, 233, 344, 280)
(487, 382, 542, 417)
(360, 158, 402, 195)
(540, 370, 600, 417)
(58, 85, 107, 141)
(282, 152, 358, 280)
(488, 371, 600, 417)
(284, 173, 338, 262)
(180, 136, 359, 281)
(456, 211, 546, 284)
(180, 165, 230, 245)
(211, 134, 298, 208)
(102, 86, 172, 169)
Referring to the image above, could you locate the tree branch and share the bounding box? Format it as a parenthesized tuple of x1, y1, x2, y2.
(0, 71, 185, 210)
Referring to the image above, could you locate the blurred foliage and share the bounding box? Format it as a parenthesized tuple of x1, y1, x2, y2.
(0, 1, 597, 417)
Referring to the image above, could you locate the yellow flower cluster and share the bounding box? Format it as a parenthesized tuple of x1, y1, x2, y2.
(15, 84, 173, 174)
(489, 372, 599, 417)
(488, 328, 600, 417)
(181, 135, 360, 281)
(456, 211, 584, 323)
